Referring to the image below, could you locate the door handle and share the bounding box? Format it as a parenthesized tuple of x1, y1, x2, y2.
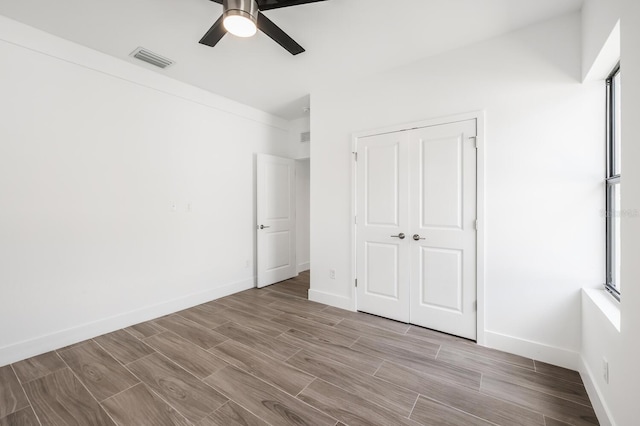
(390, 233, 406, 239)
(259, 225, 270, 230)
(412, 234, 426, 241)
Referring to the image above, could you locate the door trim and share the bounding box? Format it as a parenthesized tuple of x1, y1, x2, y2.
(350, 111, 486, 345)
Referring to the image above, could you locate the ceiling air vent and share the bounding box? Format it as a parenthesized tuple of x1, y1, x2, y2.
(300, 131, 311, 143)
(130, 47, 174, 69)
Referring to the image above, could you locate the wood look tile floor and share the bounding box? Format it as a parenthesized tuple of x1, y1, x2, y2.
(0, 271, 599, 426)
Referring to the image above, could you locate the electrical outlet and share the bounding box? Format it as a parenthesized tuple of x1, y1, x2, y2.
(329, 269, 336, 279)
(603, 358, 609, 384)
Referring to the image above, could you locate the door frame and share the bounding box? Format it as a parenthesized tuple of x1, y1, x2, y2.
(350, 111, 486, 345)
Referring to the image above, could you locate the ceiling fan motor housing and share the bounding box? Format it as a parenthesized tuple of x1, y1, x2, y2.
(223, 0, 259, 24)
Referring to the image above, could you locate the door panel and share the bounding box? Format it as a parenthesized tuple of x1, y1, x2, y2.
(356, 132, 410, 323)
(366, 143, 400, 226)
(364, 242, 400, 299)
(419, 247, 463, 312)
(409, 119, 477, 339)
(265, 163, 292, 220)
(264, 231, 292, 270)
(422, 136, 463, 230)
(257, 154, 296, 288)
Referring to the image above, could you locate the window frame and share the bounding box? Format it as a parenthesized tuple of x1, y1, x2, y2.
(605, 62, 621, 301)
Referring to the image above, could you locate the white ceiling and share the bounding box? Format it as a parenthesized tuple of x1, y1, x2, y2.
(0, 0, 583, 119)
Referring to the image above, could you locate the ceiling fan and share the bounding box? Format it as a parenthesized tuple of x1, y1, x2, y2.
(200, 0, 327, 55)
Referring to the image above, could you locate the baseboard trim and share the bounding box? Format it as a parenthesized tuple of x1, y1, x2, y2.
(579, 356, 615, 426)
(484, 331, 579, 370)
(308, 289, 355, 311)
(0, 278, 255, 366)
(297, 262, 310, 273)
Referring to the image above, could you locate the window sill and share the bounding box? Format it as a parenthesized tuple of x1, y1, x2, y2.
(583, 288, 621, 332)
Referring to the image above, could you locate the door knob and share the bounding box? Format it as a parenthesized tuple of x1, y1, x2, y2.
(390, 233, 406, 239)
(413, 234, 426, 241)
(259, 224, 270, 230)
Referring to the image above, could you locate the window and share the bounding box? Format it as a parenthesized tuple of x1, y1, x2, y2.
(605, 63, 621, 300)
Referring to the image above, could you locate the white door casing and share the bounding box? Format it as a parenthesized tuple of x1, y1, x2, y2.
(257, 154, 296, 288)
(355, 119, 478, 340)
(355, 132, 411, 322)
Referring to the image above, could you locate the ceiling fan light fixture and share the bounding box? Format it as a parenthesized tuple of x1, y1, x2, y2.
(223, 0, 259, 37)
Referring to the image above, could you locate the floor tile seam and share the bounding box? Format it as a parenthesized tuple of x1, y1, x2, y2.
(440, 343, 536, 371)
(283, 348, 304, 362)
(163, 313, 218, 333)
(209, 366, 337, 424)
(348, 335, 362, 349)
(351, 337, 439, 364)
(415, 393, 503, 426)
(8, 363, 43, 426)
(56, 339, 97, 355)
(91, 336, 151, 371)
(117, 352, 207, 425)
(533, 360, 581, 383)
(99, 381, 140, 404)
(272, 320, 359, 347)
(149, 350, 228, 391)
(530, 364, 585, 386)
(543, 414, 571, 426)
(279, 331, 386, 376)
(205, 339, 316, 388)
(56, 353, 120, 425)
(267, 310, 338, 330)
(284, 350, 401, 396)
(407, 394, 420, 421)
(214, 399, 277, 426)
(340, 316, 411, 336)
(372, 360, 482, 394)
(214, 322, 294, 354)
(13, 354, 67, 386)
(122, 327, 150, 341)
(480, 371, 593, 408)
(144, 383, 204, 425)
(298, 376, 413, 420)
(477, 381, 589, 420)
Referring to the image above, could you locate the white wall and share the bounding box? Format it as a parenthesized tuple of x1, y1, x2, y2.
(288, 115, 311, 160)
(0, 16, 290, 365)
(580, 1, 640, 424)
(310, 12, 604, 367)
(296, 159, 311, 272)
(582, 0, 621, 81)
(288, 115, 311, 273)
(617, 2, 640, 423)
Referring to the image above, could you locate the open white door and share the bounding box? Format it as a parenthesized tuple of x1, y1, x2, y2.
(257, 154, 296, 288)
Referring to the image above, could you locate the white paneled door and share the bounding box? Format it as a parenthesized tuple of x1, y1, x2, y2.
(356, 119, 478, 340)
(355, 131, 411, 322)
(257, 154, 296, 288)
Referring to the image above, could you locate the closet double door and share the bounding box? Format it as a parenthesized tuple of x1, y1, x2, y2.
(355, 119, 477, 340)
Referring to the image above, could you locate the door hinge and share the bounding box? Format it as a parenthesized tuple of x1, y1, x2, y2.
(474, 300, 477, 311)
(355, 278, 358, 287)
(354, 215, 357, 224)
(469, 135, 478, 148)
(353, 152, 358, 161)
(474, 219, 479, 230)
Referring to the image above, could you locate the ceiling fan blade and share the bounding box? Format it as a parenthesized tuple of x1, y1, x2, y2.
(257, 12, 304, 55)
(208, 0, 223, 4)
(199, 15, 227, 47)
(258, 0, 327, 11)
